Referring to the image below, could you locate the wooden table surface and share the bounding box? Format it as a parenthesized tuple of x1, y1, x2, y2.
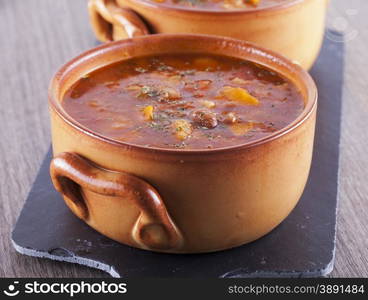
(0, 0, 367, 278)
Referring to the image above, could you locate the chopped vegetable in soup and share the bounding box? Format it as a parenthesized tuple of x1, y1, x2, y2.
(148, 0, 287, 10)
(62, 53, 304, 149)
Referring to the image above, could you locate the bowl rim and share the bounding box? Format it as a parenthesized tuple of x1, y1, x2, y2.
(121, 0, 305, 16)
(49, 33, 317, 155)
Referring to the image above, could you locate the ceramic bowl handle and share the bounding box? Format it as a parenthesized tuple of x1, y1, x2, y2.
(50, 152, 182, 251)
(88, 0, 149, 42)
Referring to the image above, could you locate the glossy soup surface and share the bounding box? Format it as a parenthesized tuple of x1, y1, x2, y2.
(62, 53, 304, 150)
(147, 0, 287, 10)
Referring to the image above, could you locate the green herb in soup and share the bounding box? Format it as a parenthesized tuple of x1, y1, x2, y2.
(148, 0, 286, 10)
(62, 53, 304, 149)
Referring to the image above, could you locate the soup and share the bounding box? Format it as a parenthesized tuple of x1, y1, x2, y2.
(62, 53, 304, 150)
(147, 0, 286, 10)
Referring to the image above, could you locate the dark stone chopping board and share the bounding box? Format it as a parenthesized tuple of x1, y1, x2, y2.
(12, 34, 344, 278)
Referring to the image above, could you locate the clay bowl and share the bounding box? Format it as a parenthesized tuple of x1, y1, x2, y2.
(88, 0, 329, 69)
(49, 34, 317, 253)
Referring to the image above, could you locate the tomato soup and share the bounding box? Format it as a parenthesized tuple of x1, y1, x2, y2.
(147, 0, 286, 10)
(62, 53, 304, 149)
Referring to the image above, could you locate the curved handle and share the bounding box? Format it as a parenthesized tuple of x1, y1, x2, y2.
(88, 0, 150, 42)
(50, 152, 182, 251)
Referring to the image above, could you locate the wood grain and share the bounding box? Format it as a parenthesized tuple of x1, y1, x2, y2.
(0, 0, 367, 277)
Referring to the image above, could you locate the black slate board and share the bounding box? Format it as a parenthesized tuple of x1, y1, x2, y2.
(12, 34, 344, 278)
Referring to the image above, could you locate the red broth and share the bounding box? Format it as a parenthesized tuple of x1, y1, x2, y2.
(62, 53, 304, 150)
(147, 0, 286, 10)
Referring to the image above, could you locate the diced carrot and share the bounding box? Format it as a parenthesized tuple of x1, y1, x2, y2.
(248, 0, 260, 6)
(219, 86, 259, 105)
(143, 105, 154, 121)
(229, 122, 254, 136)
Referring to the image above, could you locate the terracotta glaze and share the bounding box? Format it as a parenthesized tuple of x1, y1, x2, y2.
(49, 34, 317, 253)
